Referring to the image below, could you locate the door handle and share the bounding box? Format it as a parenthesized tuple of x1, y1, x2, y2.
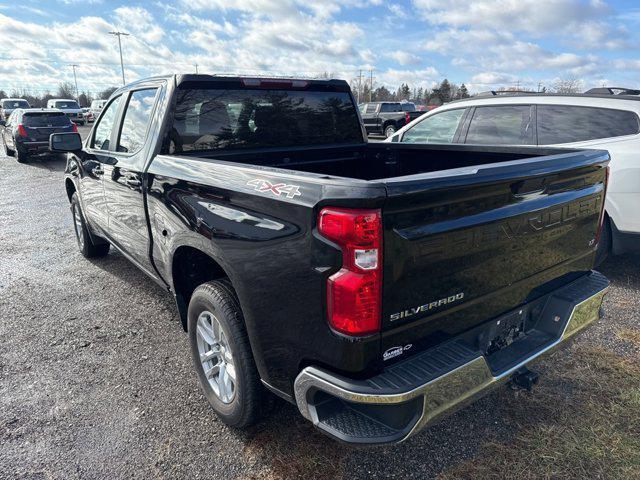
(125, 177, 141, 187)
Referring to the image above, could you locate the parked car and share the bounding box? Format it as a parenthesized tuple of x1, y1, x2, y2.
(82, 107, 94, 123)
(89, 99, 107, 119)
(388, 92, 640, 264)
(360, 101, 425, 137)
(1, 108, 77, 162)
(1, 98, 30, 121)
(54, 74, 610, 445)
(46, 98, 85, 125)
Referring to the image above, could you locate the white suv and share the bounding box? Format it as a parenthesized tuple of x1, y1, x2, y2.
(389, 93, 640, 262)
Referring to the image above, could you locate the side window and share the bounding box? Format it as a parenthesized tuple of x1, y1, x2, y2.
(92, 95, 122, 151)
(466, 105, 534, 145)
(537, 105, 640, 145)
(91, 96, 122, 150)
(117, 88, 158, 153)
(365, 104, 377, 114)
(380, 103, 401, 112)
(401, 109, 465, 144)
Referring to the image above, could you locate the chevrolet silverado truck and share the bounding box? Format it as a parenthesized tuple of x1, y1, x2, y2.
(360, 101, 425, 137)
(54, 74, 610, 445)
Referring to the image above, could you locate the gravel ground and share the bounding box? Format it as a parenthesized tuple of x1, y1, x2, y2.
(0, 132, 638, 479)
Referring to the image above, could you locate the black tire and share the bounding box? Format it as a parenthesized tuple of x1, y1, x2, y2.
(384, 124, 397, 138)
(188, 280, 264, 427)
(70, 192, 110, 258)
(5, 144, 14, 156)
(595, 216, 611, 267)
(15, 147, 28, 163)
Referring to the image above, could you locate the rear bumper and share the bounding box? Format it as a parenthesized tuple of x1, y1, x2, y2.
(294, 271, 609, 445)
(17, 141, 50, 153)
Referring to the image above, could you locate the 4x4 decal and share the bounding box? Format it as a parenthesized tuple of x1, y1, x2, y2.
(247, 178, 302, 199)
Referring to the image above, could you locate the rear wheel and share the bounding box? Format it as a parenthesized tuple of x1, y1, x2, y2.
(71, 192, 110, 258)
(15, 147, 28, 163)
(384, 124, 397, 138)
(188, 280, 264, 427)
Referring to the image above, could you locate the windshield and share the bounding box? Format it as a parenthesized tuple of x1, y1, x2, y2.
(23, 112, 71, 127)
(54, 101, 80, 109)
(168, 87, 362, 153)
(3, 100, 29, 109)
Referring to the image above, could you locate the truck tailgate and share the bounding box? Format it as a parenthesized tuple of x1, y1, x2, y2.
(379, 150, 609, 358)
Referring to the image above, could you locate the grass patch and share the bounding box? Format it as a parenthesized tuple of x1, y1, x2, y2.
(616, 328, 640, 347)
(439, 346, 640, 480)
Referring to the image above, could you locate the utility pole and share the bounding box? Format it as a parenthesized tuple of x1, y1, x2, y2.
(369, 69, 374, 102)
(356, 70, 364, 103)
(109, 31, 130, 85)
(195, 64, 199, 74)
(70, 64, 79, 101)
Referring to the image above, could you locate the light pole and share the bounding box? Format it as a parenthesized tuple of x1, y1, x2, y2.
(109, 31, 130, 85)
(70, 64, 79, 101)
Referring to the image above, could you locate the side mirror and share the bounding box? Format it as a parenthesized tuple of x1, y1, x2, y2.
(50, 132, 82, 153)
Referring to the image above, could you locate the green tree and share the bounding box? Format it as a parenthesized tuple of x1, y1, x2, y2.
(432, 79, 452, 103)
(457, 83, 470, 99)
(99, 86, 118, 100)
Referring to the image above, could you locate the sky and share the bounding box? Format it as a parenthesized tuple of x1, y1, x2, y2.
(0, 0, 639, 96)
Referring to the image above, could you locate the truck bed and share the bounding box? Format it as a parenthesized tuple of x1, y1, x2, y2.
(178, 142, 587, 182)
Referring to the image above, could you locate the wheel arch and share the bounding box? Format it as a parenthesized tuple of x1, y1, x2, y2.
(65, 178, 77, 202)
(170, 245, 234, 332)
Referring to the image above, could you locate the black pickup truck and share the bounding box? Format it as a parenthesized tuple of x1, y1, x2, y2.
(360, 101, 425, 137)
(54, 74, 610, 445)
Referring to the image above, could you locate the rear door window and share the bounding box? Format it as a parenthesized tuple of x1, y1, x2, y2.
(117, 88, 158, 154)
(465, 105, 534, 145)
(537, 105, 640, 144)
(92, 95, 122, 151)
(401, 108, 466, 143)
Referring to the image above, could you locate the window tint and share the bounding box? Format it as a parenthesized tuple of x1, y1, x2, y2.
(466, 105, 534, 145)
(537, 105, 640, 145)
(401, 103, 416, 112)
(401, 109, 465, 144)
(167, 87, 362, 153)
(365, 103, 377, 114)
(117, 89, 158, 153)
(22, 112, 71, 127)
(92, 95, 121, 151)
(380, 103, 401, 112)
(3, 100, 29, 109)
(54, 101, 80, 109)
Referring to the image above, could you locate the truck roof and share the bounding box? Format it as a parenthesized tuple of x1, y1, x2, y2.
(114, 74, 352, 94)
(449, 92, 640, 105)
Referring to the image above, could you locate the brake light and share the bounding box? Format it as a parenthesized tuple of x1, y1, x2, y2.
(241, 78, 308, 89)
(405, 111, 411, 124)
(595, 166, 610, 245)
(17, 124, 27, 137)
(318, 207, 382, 336)
(72, 122, 78, 133)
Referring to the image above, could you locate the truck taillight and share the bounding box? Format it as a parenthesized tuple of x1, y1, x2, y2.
(595, 165, 610, 245)
(405, 111, 411, 124)
(72, 122, 78, 133)
(17, 124, 27, 137)
(318, 207, 382, 336)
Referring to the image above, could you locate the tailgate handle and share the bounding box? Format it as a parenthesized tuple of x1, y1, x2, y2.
(511, 178, 547, 197)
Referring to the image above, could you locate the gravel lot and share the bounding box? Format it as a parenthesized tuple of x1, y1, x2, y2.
(1, 129, 638, 479)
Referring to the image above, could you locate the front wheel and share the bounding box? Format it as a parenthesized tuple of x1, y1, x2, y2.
(188, 280, 263, 427)
(15, 147, 28, 163)
(71, 192, 110, 258)
(384, 124, 397, 138)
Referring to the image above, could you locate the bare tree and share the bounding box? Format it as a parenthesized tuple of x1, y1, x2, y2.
(553, 78, 583, 94)
(57, 82, 76, 98)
